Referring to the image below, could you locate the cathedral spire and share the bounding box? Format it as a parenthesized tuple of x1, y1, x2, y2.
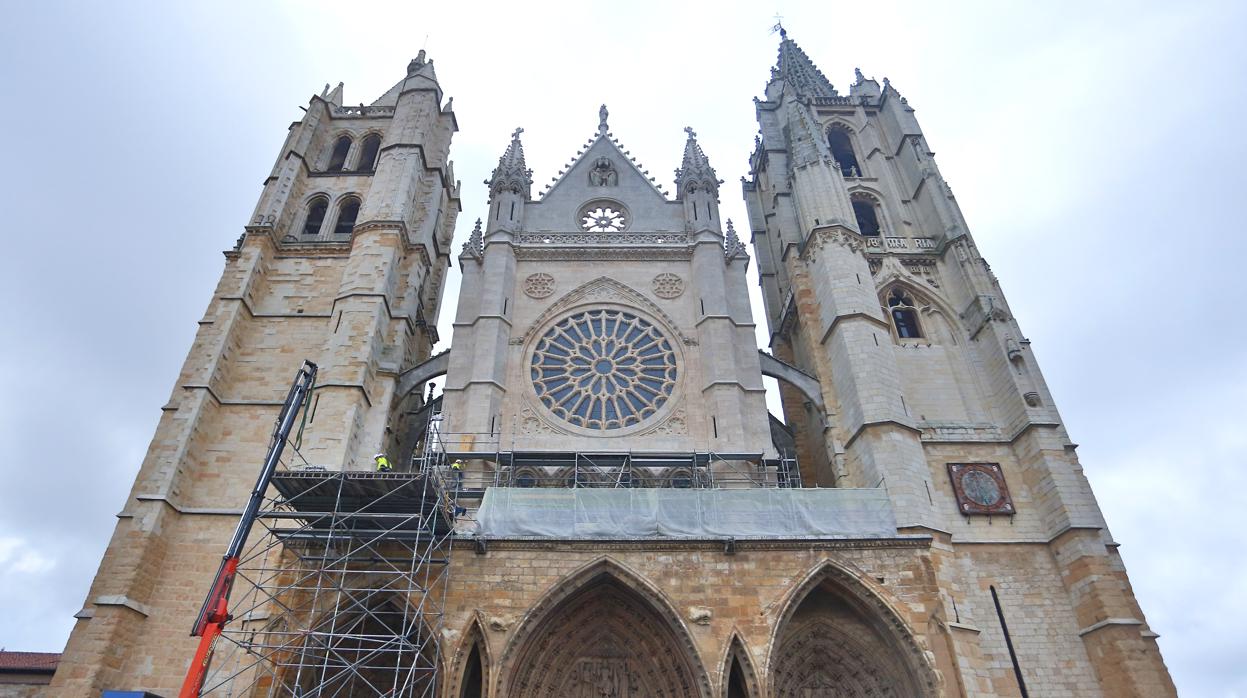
(775, 34, 838, 98)
(674, 126, 720, 197)
(487, 127, 533, 201)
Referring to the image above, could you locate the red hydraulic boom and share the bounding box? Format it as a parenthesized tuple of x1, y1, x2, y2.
(178, 360, 318, 698)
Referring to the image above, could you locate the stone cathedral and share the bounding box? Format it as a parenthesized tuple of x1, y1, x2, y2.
(48, 35, 1175, 698)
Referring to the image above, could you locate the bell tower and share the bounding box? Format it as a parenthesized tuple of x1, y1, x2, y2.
(51, 54, 460, 697)
(743, 31, 1176, 695)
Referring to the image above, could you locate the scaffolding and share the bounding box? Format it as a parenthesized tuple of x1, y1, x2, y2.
(424, 423, 803, 491)
(195, 408, 458, 697)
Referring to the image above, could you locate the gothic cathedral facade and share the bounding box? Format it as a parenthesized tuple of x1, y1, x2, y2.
(49, 36, 1175, 698)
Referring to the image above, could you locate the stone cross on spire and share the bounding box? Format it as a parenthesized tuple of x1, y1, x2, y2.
(598, 104, 610, 135)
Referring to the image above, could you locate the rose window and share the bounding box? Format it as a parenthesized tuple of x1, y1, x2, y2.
(531, 309, 677, 430)
(580, 206, 627, 232)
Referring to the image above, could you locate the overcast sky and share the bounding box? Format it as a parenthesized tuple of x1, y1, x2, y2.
(0, 1, 1244, 694)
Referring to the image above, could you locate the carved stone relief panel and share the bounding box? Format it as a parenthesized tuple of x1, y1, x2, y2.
(523, 272, 556, 299)
(652, 273, 684, 300)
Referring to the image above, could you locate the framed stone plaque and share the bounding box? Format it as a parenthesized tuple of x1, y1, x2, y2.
(947, 462, 1015, 515)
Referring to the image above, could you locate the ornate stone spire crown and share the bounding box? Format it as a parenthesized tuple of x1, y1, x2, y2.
(674, 126, 720, 197)
(486, 127, 533, 201)
(461, 218, 483, 259)
(776, 35, 838, 98)
(724, 219, 748, 260)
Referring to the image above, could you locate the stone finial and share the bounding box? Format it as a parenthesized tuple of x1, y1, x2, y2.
(855, 67, 866, 83)
(598, 104, 610, 136)
(407, 50, 427, 75)
(487, 128, 533, 201)
(674, 125, 719, 197)
(462, 218, 484, 259)
(725, 219, 748, 260)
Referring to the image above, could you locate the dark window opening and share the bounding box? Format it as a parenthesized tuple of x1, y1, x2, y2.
(671, 472, 693, 489)
(302, 199, 328, 236)
(515, 473, 537, 488)
(888, 289, 922, 339)
(727, 657, 750, 698)
(355, 134, 381, 172)
(852, 198, 881, 236)
(459, 643, 483, 698)
(333, 200, 360, 237)
(827, 127, 861, 177)
(326, 136, 352, 172)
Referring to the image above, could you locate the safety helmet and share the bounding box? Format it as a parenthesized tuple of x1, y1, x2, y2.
(374, 453, 385, 459)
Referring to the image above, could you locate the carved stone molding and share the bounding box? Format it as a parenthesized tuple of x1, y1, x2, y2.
(652, 273, 684, 299)
(515, 246, 694, 262)
(500, 559, 712, 698)
(518, 276, 695, 347)
(646, 406, 688, 436)
(516, 232, 689, 246)
(802, 227, 864, 263)
(519, 406, 562, 436)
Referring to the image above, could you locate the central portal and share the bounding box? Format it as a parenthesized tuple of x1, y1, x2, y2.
(507, 575, 706, 697)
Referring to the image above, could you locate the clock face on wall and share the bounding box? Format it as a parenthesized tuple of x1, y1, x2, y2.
(947, 463, 1015, 515)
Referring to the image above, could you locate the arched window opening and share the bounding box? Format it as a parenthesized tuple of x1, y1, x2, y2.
(333, 199, 360, 237)
(888, 289, 923, 339)
(302, 198, 328, 237)
(827, 127, 861, 177)
(460, 643, 483, 698)
(852, 197, 881, 236)
(727, 656, 750, 698)
(515, 470, 538, 488)
(326, 135, 352, 172)
(356, 134, 381, 172)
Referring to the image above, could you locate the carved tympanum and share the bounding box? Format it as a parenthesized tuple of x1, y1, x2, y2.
(508, 580, 702, 697)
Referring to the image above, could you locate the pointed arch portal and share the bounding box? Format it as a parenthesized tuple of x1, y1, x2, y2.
(769, 563, 939, 698)
(505, 562, 710, 697)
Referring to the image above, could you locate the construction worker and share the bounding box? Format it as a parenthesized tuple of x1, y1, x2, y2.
(450, 459, 464, 488)
(374, 452, 392, 472)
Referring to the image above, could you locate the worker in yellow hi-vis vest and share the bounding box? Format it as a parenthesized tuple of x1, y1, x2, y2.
(374, 452, 392, 472)
(450, 459, 464, 489)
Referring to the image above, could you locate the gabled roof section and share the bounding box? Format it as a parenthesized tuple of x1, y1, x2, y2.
(776, 33, 838, 99)
(537, 105, 670, 203)
(370, 50, 440, 107)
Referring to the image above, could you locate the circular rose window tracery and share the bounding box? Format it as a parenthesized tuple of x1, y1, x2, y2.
(578, 200, 628, 232)
(530, 309, 677, 430)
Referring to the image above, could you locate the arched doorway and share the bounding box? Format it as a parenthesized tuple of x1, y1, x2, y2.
(769, 563, 938, 697)
(505, 562, 709, 697)
(460, 642, 484, 698)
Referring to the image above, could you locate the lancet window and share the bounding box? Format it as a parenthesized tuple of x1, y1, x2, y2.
(301, 197, 329, 237)
(355, 134, 381, 172)
(828, 125, 861, 177)
(325, 135, 352, 172)
(887, 289, 922, 339)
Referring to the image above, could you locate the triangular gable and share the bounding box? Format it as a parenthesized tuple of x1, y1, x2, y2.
(540, 133, 670, 205)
